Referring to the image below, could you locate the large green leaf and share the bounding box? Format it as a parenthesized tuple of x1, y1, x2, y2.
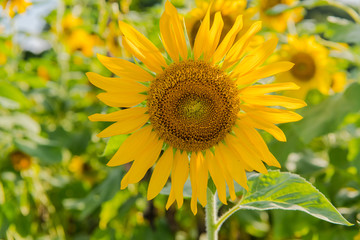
(237, 171, 352, 226)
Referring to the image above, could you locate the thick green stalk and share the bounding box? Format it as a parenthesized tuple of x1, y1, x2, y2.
(205, 190, 218, 240)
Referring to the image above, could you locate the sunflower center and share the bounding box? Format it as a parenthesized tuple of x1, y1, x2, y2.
(290, 52, 316, 81)
(147, 60, 240, 152)
(189, 13, 234, 47)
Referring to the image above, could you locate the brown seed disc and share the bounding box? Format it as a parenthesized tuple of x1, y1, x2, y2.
(147, 60, 240, 152)
(290, 52, 316, 81)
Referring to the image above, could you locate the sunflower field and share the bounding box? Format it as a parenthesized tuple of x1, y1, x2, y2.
(1, 0, 360, 239)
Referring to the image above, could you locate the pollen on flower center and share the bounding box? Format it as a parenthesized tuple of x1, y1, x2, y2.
(290, 52, 316, 81)
(147, 60, 240, 152)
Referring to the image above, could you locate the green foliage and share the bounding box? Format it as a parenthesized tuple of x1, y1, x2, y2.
(1, 0, 360, 239)
(240, 171, 351, 226)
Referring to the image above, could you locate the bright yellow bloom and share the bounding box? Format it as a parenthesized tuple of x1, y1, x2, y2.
(61, 14, 83, 34)
(88, 1, 306, 214)
(254, 0, 304, 32)
(1, 0, 31, 17)
(273, 35, 347, 99)
(186, 0, 257, 47)
(64, 29, 102, 57)
(58, 14, 102, 57)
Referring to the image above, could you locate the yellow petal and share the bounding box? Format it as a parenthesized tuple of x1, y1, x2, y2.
(213, 150, 236, 201)
(240, 82, 300, 95)
(166, 186, 176, 210)
(107, 125, 152, 166)
(212, 15, 243, 64)
(231, 37, 278, 76)
(241, 115, 287, 142)
(97, 92, 146, 108)
(236, 121, 280, 167)
(147, 147, 174, 200)
(205, 150, 227, 205)
(190, 152, 198, 215)
(225, 134, 268, 174)
(241, 105, 303, 124)
(89, 107, 147, 122)
(222, 21, 262, 70)
(119, 21, 167, 73)
(172, 150, 189, 208)
(97, 54, 153, 82)
(196, 153, 208, 207)
(204, 12, 224, 61)
(240, 94, 307, 109)
(160, 1, 188, 62)
(234, 61, 294, 85)
(96, 112, 149, 137)
(86, 72, 148, 92)
(193, 5, 211, 60)
(216, 143, 248, 191)
(121, 134, 163, 189)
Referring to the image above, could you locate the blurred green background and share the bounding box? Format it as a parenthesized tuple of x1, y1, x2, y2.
(0, 0, 360, 239)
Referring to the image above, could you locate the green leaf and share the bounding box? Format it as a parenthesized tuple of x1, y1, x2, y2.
(63, 168, 123, 220)
(103, 134, 129, 156)
(265, 0, 328, 15)
(295, 83, 360, 143)
(14, 139, 63, 164)
(237, 171, 352, 226)
(0, 82, 30, 109)
(324, 20, 360, 44)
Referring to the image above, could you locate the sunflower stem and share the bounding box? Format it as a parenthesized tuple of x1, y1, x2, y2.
(205, 189, 218, 240)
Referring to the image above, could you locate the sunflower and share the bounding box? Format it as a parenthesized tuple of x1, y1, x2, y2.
(254, 0, 304, 32)
(273, 35, 347, 99)
(1, 0, 31, 18)
(185, 0, 257, 47)
(88, 1, 306, 214)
